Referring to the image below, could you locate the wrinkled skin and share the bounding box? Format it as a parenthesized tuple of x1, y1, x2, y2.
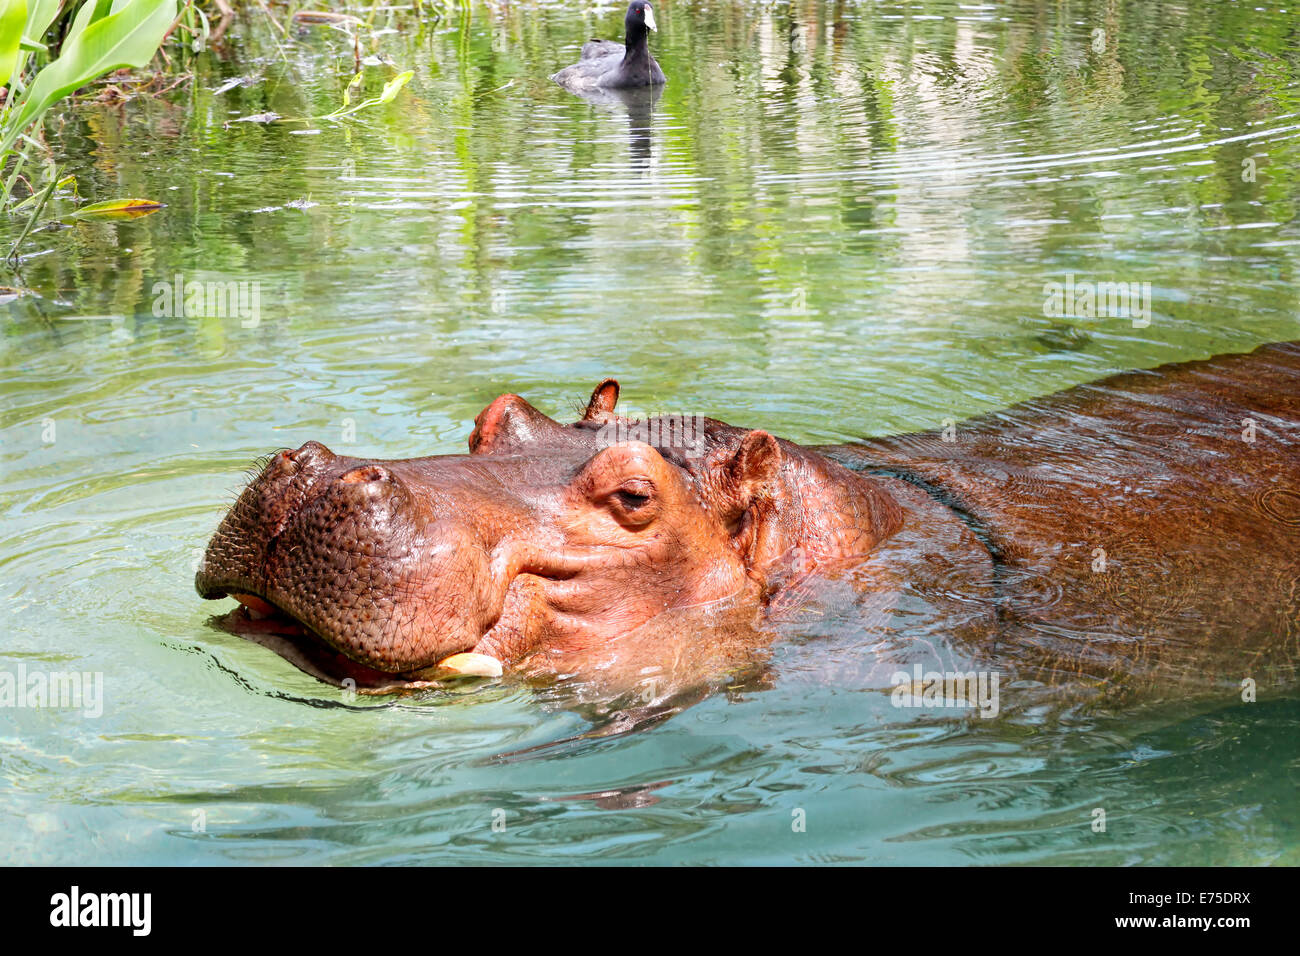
(197, 342, 1300, 714)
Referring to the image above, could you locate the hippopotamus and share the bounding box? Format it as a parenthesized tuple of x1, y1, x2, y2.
(196, 341, 1300, 717)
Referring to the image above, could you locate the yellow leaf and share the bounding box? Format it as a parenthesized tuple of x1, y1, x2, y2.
(69, 198, 165, 220)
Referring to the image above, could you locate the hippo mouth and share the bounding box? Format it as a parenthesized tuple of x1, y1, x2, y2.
(203, 590, 503, 692)
(190, 451, 438, 686)
(202, 590, 427, 691)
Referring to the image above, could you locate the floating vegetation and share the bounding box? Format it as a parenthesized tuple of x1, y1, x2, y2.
(227, 68, 414, 126)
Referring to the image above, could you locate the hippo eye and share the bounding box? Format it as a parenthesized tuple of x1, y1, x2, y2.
(616, 488, 651, 510)
(607, 479, 657, 526)
(582, 455, 661, 528)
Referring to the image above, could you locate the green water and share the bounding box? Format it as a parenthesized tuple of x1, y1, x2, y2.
(2, 0, 1299, 864)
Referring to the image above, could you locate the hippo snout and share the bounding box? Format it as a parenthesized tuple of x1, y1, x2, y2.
(196, 440, 343, 600)
(196, 445, 503, 673)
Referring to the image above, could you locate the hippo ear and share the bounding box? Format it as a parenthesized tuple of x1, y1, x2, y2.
(469, 393, 560, 454)
(582, 379, 619, 420)
(717, 430, 782, 524)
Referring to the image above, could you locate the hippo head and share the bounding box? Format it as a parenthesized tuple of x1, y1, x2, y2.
(196, 381, 902, 686)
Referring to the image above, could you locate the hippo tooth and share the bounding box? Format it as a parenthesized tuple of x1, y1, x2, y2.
(433, 653, 503, 679)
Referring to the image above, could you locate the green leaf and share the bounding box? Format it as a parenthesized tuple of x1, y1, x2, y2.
(6, 160, 55, 259)
(1, 144, 25, 204)
(339, 71, 361, 109)
(323, 69, 413, 119)
(376, 71, 412, 104)
(11, 0, 61, 82)
(0, 0, 28, 90)
(65, 0, 115, 44)
(0, 0, 176, 155)
(65, 196, 163, 218)
(24, 0, 62, 40)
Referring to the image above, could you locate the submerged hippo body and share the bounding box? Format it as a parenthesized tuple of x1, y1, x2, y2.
(197, 342, 1300, 714)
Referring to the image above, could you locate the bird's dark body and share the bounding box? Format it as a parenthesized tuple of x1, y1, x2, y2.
(553, 2, 666, 91)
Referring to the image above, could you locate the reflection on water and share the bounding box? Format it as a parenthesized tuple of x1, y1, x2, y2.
(1, 0, 1298, 864)
(568, 84, 665, 168)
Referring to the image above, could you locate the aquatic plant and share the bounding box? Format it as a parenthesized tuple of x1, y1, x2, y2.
(0, 0, 177, 157)
(0, 0, 175, 253)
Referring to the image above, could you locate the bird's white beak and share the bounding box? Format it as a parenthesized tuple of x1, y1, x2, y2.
(645, 6, 657, 31)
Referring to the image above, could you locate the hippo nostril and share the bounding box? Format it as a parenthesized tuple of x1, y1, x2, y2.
(266, 449, 299, 478)
(340, 464, 391, 485)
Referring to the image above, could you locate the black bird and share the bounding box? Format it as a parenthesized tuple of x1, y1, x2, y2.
(552, 1, 666, 91)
